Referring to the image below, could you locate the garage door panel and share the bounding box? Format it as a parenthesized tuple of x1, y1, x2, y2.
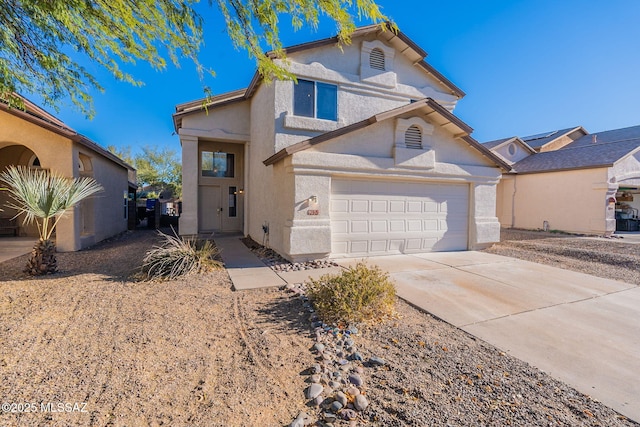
(370, 220, 387, 233)
(351, 200, 369, 213)
(370, 200, 388, 213)
(389, 201, 405, 212)
(370, 240, 388, 252)
(350, 241, 368, 253)
(331, 179, 469, 256)
(331, 199, 349, 213)
(333, 220, 349, 234)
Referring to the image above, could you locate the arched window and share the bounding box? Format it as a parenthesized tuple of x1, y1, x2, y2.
(28, 154, 41, 168)
(369, 48, 385, 71)
(404, 125, 422, 149)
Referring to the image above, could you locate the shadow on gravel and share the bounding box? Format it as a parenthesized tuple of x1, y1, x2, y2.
(255, 291, 313, 336)
(0, 229, 159, 283)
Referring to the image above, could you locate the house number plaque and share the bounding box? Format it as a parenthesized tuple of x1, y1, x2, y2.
(307, 209, 319, 215)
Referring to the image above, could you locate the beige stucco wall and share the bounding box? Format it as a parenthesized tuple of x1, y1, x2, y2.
(0, 110, 130, 251)
(178, 32, 503, 260)
(499, 168, 611, 234)
(276, 115, 502, 261)
(178, 100, 250, 236)
(74, 145, 129, 249)
(272, 35, 460, 152)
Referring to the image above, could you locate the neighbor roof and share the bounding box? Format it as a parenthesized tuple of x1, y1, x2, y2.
(1, 95, 135, 173)
(483, 136, 536, 154)
(511, 134, 640, 174)
(521, 126, 584, 150)
(173, 23, 465, 131)
(263, 98, 510, 170)
(562, 124, 640, 149)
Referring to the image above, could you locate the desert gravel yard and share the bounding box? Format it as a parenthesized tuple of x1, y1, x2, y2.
(0, 229, 637, 426)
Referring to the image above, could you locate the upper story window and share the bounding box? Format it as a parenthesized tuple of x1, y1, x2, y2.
(507, 143, 517, 156)
(404, 125, 423, 149)
(293, 79, 337, 121)
(369, 48, 385, 71)
(202, 151, 234, 178)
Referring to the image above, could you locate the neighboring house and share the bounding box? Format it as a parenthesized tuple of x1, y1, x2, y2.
(485, 125, 640, 235)
(174, 24, 509, 261)
(0, 96, 137, 251)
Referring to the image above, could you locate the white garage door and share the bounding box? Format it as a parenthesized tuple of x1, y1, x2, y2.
(331, 179, 469, 256)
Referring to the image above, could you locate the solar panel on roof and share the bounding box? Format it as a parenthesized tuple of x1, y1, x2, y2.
(523, 130, 558, 141)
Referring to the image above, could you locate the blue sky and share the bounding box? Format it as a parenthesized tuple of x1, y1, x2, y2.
(28, 0, 640, 156)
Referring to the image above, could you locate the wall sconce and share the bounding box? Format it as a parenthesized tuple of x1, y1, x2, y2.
(233, 189, 245, 195)
(309, 195, 317, 204)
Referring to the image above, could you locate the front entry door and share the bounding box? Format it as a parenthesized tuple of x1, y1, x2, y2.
(199, 185, 222, 231)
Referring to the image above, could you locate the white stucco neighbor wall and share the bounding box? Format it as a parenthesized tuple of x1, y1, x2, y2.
(504, 168, 610, 234)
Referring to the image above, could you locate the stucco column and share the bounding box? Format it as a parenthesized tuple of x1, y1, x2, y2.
(470, 183, 501, 249)
(243, 142, 250, 236)
(283, 171, 332, 261)
(179, 134, 199, 236)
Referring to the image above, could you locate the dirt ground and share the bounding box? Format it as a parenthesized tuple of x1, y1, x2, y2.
(0, 230, 637, 426)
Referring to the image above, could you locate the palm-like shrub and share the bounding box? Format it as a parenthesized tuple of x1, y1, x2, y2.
(142, 228, 222, 280)
(0, 165, 103, 275)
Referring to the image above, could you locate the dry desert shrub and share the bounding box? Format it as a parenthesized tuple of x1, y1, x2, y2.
(141, 228, 222, 280)
(307, 262, 396, 326)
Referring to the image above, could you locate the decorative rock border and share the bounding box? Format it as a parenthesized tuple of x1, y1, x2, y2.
(285, 282, 386, 427)
(241, 237, 339, 272)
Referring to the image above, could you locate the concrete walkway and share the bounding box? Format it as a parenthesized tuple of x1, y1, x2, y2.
(335, 252, 640, 422)
(0, 237, 36, 263)
(214, 236, 343, 290)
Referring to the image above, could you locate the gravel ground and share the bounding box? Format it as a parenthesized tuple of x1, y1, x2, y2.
(0, 229, 637, 426)
(484, 229, 640, 285)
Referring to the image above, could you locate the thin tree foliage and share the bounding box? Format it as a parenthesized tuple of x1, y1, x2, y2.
(0, 0, 388, 116)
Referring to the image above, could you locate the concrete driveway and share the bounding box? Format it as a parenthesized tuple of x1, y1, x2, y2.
(0, 237, 36, 263)
(335, 252, 640, 422)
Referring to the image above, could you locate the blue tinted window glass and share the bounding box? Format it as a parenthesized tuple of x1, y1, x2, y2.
(293, 79, 314, 117)
(316, 82, 337, 121)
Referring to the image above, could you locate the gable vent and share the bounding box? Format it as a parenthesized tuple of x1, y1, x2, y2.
(405, 125, 422, 149)
(369, 48, 385, 71)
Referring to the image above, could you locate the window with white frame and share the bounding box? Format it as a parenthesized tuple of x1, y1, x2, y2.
(293, 79, 338, 121)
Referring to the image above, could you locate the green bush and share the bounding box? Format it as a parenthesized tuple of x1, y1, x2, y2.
(142, 228, 222, 280)
(306, 262, 396, 326)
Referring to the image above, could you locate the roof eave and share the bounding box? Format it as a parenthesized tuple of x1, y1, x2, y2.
(264, 98, 510, 171)
(514, 163, 613, 175)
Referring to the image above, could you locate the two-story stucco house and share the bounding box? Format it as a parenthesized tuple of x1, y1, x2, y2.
(0, 95, 137, 251)
(174, 24, 509, 261)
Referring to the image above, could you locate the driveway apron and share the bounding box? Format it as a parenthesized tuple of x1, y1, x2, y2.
(335, 252, 640, 422)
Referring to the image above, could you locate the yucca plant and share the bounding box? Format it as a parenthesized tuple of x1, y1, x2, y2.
(0, 165, 103, 275)
(142, 228, 222, 280)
